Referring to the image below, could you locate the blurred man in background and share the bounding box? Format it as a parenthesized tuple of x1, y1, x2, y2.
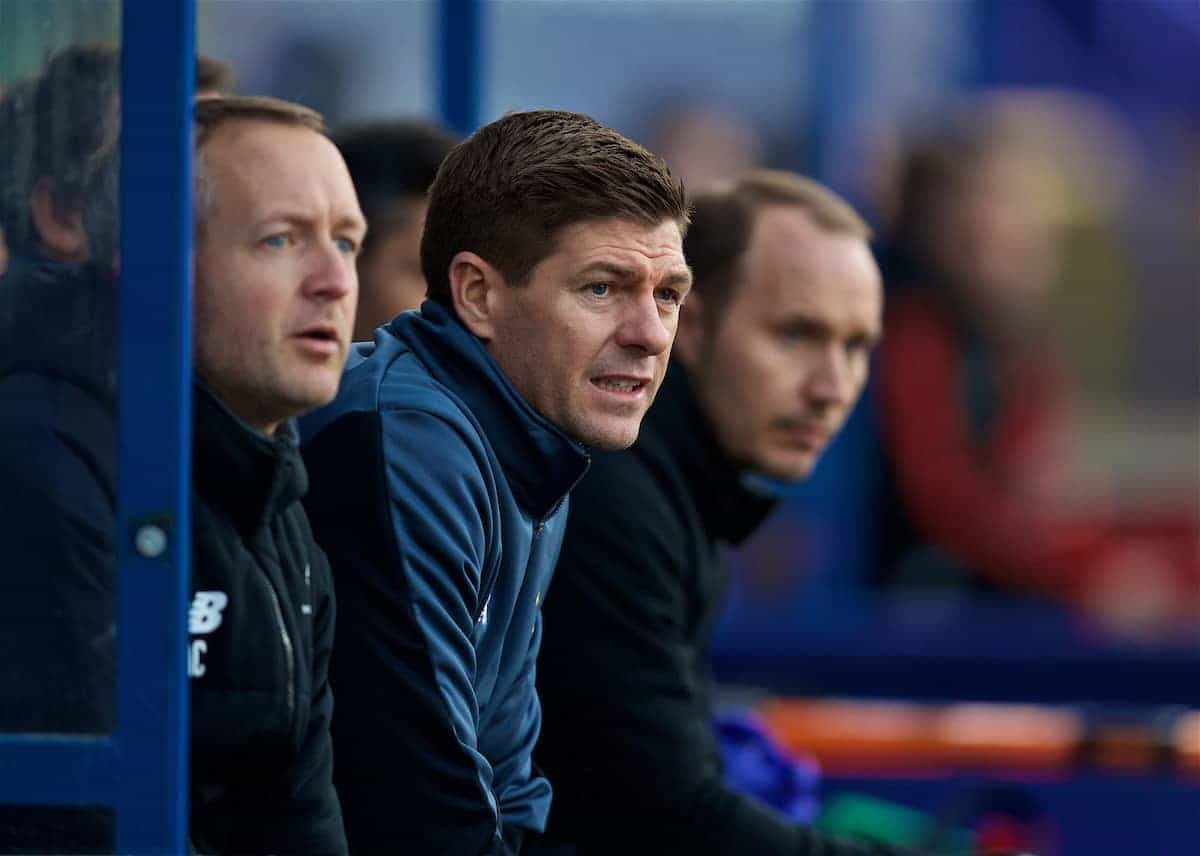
(646, 102, 765, 191)
(532, 170, 908, 855)
(0, 46, 123, 749)
(0, 81, 6, 276)
(300, 109, 690, 855)
(196, 53, 236, 99)
(333, 118, 458, 338)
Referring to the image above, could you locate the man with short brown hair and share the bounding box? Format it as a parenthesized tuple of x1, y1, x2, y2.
(533, 169, 905, 855)
(300, 109, 690, 854)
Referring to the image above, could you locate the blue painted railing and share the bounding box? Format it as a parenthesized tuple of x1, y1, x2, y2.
(438, 0, 481, 136)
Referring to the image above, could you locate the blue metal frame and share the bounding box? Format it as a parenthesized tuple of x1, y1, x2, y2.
(114, 0, 194, 848)
(0, 0, 194, 851)
(438, 0, 482, 135)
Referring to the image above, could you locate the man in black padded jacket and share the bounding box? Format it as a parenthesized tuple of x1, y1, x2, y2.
(533, 171, 910, 855)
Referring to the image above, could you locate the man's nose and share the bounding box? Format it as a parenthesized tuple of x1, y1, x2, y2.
(804, 345, 856, 409)
(614, 291, 672, 355)
(303, 238, 354, 301)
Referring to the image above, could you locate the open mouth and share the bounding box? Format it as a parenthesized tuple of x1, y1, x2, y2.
(294, 326, 341, 354)
(590, 376, 650, 395)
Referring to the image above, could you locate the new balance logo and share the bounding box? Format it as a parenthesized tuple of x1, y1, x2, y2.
(189, 591, 228, 634)
(188, 591, 228, 679)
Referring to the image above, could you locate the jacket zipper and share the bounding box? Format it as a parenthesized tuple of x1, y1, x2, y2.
(264, 577, 296, 718)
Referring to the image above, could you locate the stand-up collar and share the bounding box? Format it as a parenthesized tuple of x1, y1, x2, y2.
(638, 361, 777, 545)
(192, 381, 308, 539)
(389, 300, 590, 521)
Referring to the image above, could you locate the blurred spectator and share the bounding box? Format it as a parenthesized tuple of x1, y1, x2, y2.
(0, 80, 7, 276)
(0, 43, 123, 853)
(533, 171, 906, 855)
(0, 44, 122, 737)
(332, 118, 458, 338)
(872, 108, 1198, 638)
(0, 91, 7, 277)
(646, 102, 765, 190)
(196, 53, 236, 99)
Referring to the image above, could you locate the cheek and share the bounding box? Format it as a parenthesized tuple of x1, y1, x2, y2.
(723, 335, 790, 399)
(703, 338, 771, 427)
(195, 257, 282, 348)
(540, 307, 593, 369)
(849, 359, 871, 397)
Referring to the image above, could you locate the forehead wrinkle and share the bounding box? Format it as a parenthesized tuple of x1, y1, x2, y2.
(576, 241, 686, 272)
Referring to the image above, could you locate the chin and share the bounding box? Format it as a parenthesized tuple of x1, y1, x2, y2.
(752, 452, 817, 483)
(282, 378, 341, 417)
(569, 418, 642, 451)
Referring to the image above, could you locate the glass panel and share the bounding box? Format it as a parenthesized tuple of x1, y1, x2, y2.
(197, 0, 434, 125)
(0, 0, 121, 741)
(486, 0, 810, 172)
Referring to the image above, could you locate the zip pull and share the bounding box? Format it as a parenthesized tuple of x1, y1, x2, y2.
(301, 562, 313, 616)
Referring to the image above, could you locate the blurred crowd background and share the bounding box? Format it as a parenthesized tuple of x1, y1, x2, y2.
(3, 0, 1197, 675)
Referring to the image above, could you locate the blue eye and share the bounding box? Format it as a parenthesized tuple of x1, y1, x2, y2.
(263, 234, 288, 249)
(588, 283, 610, 297)
(335, 237, 356, 254)
(655, 288, 681, 305)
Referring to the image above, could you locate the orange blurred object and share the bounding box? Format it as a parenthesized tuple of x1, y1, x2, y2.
(757, 699, 937, 774)
(1173, 711, 1200, 777)
(758, 699, 1081, 776)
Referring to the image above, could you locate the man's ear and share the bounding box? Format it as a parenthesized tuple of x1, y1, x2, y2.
(673, 291, 706, 368)
(30, 177, 87, 261)
(449, 251, 504, 341)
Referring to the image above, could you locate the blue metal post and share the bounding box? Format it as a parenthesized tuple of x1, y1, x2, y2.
(115, 0, 194, 850)
(438, 0, 482, 136)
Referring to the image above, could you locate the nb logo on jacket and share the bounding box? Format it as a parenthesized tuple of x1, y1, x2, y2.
(188, 590, 228, 678)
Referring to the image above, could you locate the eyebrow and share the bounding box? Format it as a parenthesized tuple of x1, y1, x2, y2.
(259, 209, 367, 236)
(779, 310, 881, 345)
(577, 261, 693, 289)
(335, 212, 368, 237)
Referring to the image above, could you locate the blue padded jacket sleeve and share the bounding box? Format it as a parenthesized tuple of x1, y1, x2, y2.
(323, 406, 506, 855)
(488, 608, 550, 836)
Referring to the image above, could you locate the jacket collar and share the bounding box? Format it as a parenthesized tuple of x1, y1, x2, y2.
(639, 361, 777, 545)
(192, 380, 308, 539)
(389, 300, 590, 522)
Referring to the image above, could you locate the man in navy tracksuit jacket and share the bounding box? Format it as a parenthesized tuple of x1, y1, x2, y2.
(300, 110, 692, 854)
(302, 302, 589, 852)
